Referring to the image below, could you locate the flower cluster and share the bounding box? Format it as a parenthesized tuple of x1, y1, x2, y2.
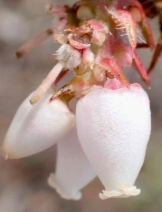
(2, 0, 153, 200)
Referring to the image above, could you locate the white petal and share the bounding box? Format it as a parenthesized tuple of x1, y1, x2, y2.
(48, 128, 96, 200)
(76, 83, 151, 199)
(2, 89, 75, 159)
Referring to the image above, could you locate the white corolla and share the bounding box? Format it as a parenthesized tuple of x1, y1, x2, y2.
(76, 80, 151, 199)
(2, 89, 75, 159)
(48, 128, 96, 200)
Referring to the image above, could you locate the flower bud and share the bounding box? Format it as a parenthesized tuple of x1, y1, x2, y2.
(76, 82, 151, 199)
(2, 89, 75, 159)
(48, 128, 96, 200)
(55, 44, 81, 69)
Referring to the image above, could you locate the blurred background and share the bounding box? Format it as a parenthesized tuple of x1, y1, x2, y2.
(0, 0, 162, 211)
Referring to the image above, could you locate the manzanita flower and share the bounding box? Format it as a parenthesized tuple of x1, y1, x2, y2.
(2, 89, 75, 159)
(2, 0, 156, 202)
(48, 128, 96, 200)
(76, 80, 151, 199)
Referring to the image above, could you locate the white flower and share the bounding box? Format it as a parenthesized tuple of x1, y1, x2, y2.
(76, 81, 151, 199)
(2, 89, 75, 159)
(48, 128, 96, 200)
